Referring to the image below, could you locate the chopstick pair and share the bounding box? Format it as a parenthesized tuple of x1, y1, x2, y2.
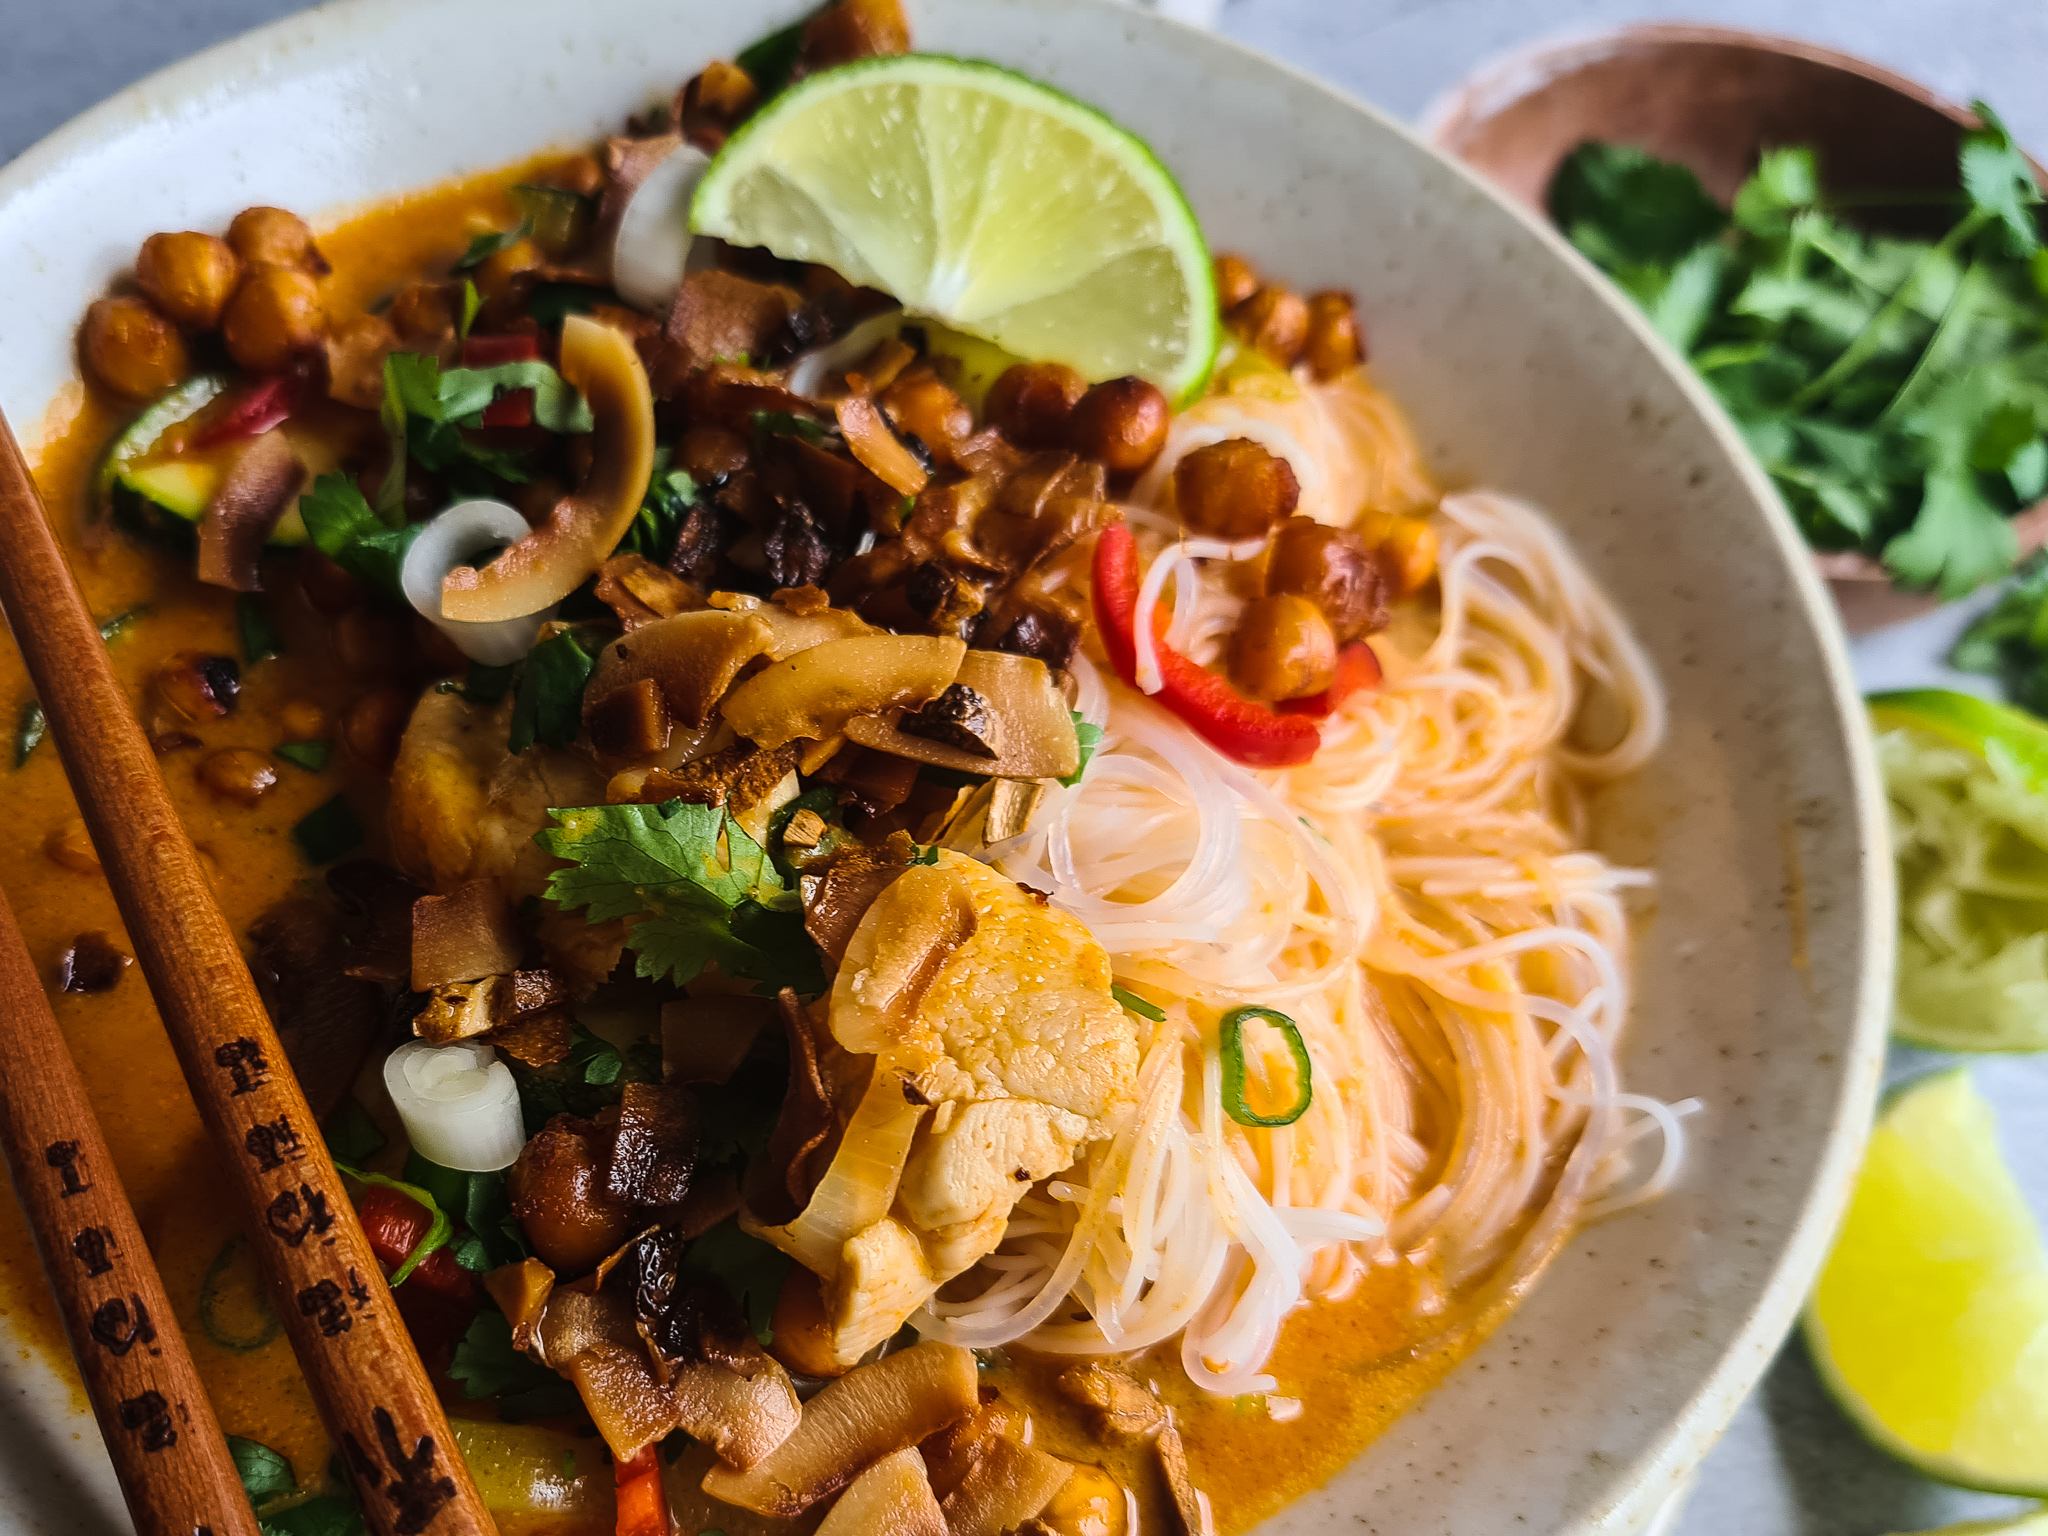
(0, 407, 496, 1536)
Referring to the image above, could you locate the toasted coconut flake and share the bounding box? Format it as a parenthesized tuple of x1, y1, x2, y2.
(938, 1435, 1073, 1536)
(198, 429, 301, 592)
(815, 1447, 946, 1536)
(412, 878, 523, 990)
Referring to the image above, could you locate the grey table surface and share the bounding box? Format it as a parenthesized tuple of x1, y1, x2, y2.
(4, 3, 2046, 1535)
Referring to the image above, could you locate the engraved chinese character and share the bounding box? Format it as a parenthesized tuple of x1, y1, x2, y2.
(44, 1140, 89, 1197)
(297, 1279, 351, 1338)
(90, 1296, 157, 1357)
(243, 1115, 304, 1172)
(265, 1185, 336, 1247)
(346, 1266, 373, 1311)
(117, 1389, 177, 1452)
(71, 1226, 117, 1277)
(214, 1037, 270, 1096)
(342, 1407, 455, 1536)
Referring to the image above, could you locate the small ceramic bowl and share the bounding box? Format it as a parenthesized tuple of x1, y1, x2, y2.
(1426, 22, 2048, 634)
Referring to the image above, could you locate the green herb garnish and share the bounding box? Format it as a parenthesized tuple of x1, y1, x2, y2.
(14, 607, 150, 768)
(453, 219, 534, 271)
(509, 630, 598, 753)
(1218, 1005, 1313, 1128)
(228, 1437, 298, 1508)
(1061, 711, 1105, 787)
(1553, 104, 2048, 599)
(238, 594, 284, 664)
(537, 798, 825, 993)
(275, 739, 333, 773)
(450, 1308, 584, 1421)
(292, 794, 364, 865)
(332, 1163, 451, 1287)
(298, 474, 425, 602)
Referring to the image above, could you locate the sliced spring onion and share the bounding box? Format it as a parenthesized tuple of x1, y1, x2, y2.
(13, 701, 44, 769)
(1112, 983, 1167, 1022)
(383, 1040, 526, 1173)
(197, 1236, 283, 1352)
(333, 1162, 453, 1287)
(1219, 1006, 1313, 1128)
(275, 739, 332, 773)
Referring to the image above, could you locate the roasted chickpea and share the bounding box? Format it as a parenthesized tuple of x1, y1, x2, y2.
(1231, 592, 1337, 702)
(135, 232, 241, 331)
(81, 297, 190, 400)
(677, 424, 751, 481)
(279, 700, 327, 739)
(507, 1117, 634, 1275)
(198, 748, 278, 806)
(154, 652, 240, 722)
(44, 819, 102, 876)
(1068, 376, 1169, 476)
(1267, 516, 1387, 642)
(1213, 252, 1259, 311)
(227, 206, 327, 273)
(1304, 289, 1364, 380)
(1173, 438, 1300, 541)
(985, 361, 1087, 449)
(767, 1266, 846, 1378)
(324, 314, 400, 410)
(1230, 284, 1309, 367)
(1379, 514, 1440, 597)
(388, 281, 461, 345)
(222, 268, 326, 373)
(879, 370, 973, 460)
(678, 61, 760, 150)
(342, 689, 411, 769)
(1035, 1464, 1129, 1536)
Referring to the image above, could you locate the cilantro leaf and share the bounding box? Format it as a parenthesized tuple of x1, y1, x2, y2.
(1961, 101, 2042, 256)
(1549, 141, 1726, 269)
(297, 474, 424, 601)
(1060, 712, 1104, 787)
(438, 361, 595, 433)
(682, 1219, 791, 1345)
(228, 1437, 298, 1508)
(615, 455, 704, 562)
(454, 220, 534, 271)
(1731, 146, 1820, 237)
(260, 1494, 365, 1536)
(537, 800, 823, 991)
(1883, 460, 2017, 597)
(450, 1307, 585, 1420)
(509, 630, 598, 753)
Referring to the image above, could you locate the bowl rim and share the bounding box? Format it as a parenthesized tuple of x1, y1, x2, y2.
(0, 3, 1895, 1530)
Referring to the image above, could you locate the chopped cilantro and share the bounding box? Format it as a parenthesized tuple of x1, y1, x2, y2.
(450, 1307, 584, 1421)
(402, 1151, 528, 1273)
(459, 279, 482, 342)
(751, 409, 828, 448)
(683, 1218, 791, 1345)
(537, 799, 826, 993)
(292, 795, 364, 865)
(14, 607, 149, 769)
(735, 13, 810, 102)
(259, 1493, 364, 1536)
(1952, 548, 2048, 711)
(297, 474, 425, 602)
(615, 455, 703, 562)
(228, 1436, 298, 1508)
(237, 594, 284, 664)
(437, 360, 595, 434)
(275, 739, 332, 773)
(1553, 102, 2048, 598)
(453, 219, 534, 271)
(509, 630, 598, 753)
(1060, 712, 1105, 787)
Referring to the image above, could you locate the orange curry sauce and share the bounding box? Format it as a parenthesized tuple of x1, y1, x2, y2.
(1, 158, 1486, 1536)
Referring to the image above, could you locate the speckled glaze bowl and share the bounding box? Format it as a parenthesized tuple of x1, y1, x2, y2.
(0, 2, 1890, 1531)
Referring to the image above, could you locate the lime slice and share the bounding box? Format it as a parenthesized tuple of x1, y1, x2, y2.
(1871, 690, 2048, 1052)
(1807, 1069, 2048, 1495)
(691, 54, 1218, 405)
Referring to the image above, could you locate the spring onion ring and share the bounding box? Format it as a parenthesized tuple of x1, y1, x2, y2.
(1219, 1006, 1313, 1128)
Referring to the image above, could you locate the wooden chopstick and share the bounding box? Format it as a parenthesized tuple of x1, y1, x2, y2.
(0, 408, 495, 1536)
(0, 881, 260, 1536)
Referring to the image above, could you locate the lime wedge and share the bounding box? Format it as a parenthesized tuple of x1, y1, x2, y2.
(691, 54, 1219, 404)
(1886, 1517, 2048, 1536)
(1871, 690, 2048, 1052)
(1807, 1069, 2048, 1495)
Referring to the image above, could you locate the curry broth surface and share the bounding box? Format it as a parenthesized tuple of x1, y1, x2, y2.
(1, 158, 1490, 1535)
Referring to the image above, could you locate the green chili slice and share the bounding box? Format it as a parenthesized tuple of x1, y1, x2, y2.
(197, 1236, 284, 1352)
(1219, 1006, 1313, 1128)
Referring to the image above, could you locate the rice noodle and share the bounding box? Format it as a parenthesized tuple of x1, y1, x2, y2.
(917, 368, 1684, 1397)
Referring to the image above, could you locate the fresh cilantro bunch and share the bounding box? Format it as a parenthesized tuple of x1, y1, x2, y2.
(1951, 549, 2048, 710)
(537, 798, 827, 994)
(1552, 105, 2048, 598)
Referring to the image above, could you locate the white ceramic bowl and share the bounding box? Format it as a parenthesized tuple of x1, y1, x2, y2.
(0, 2, 1891, 1532)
